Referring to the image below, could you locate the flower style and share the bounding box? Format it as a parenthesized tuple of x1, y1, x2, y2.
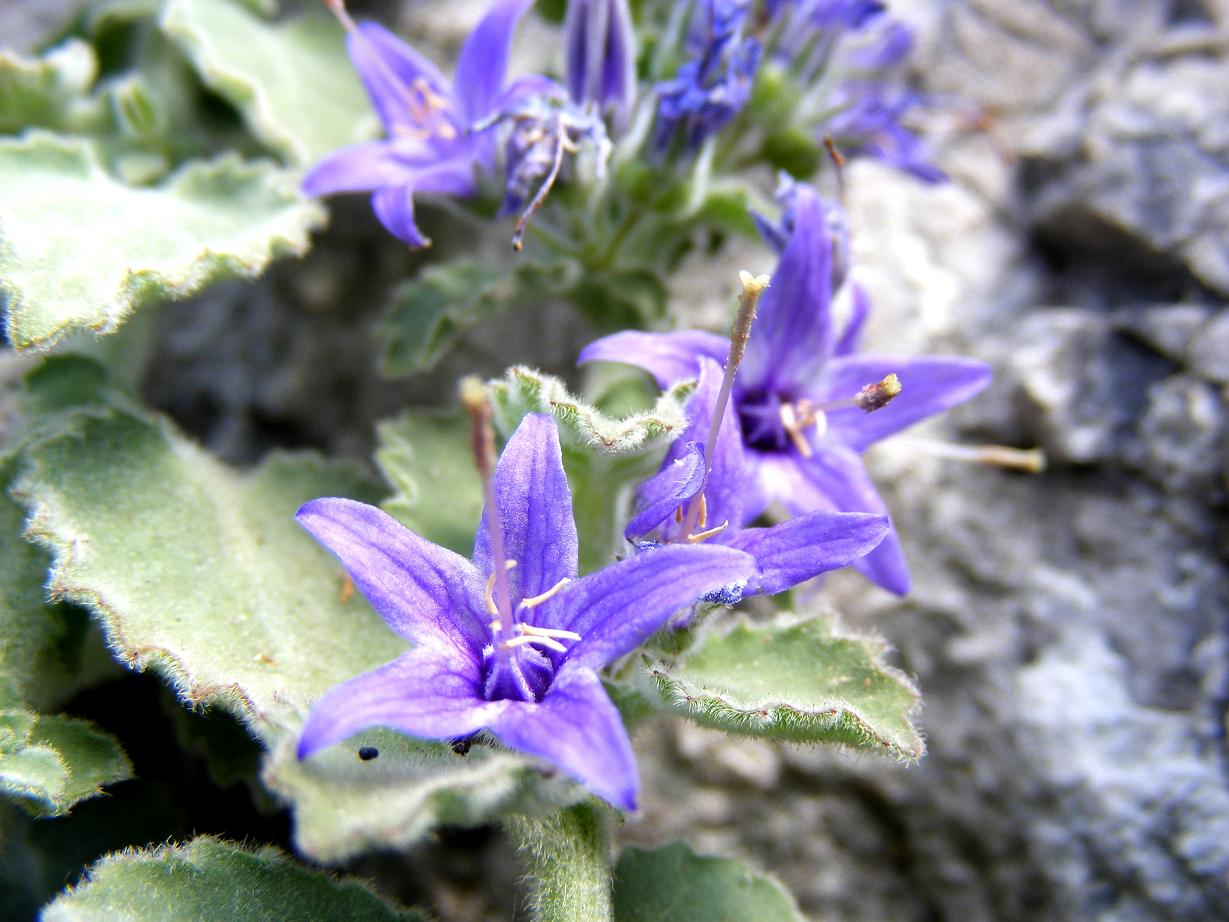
(627, 356, 891, 603)
(653, 0, 762, 151)
(303, 0, 545, 247)
(564, 0, 637, 116)
(295, 414, 754, 810)
(579, 183, 991, 594)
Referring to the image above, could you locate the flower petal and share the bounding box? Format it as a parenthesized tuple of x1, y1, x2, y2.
(772, 448, 910, 595)
(454, 0, 536, 123)
(818, 354, 992, 452)
(487, 664, 637, 810)
(296, 498, 488, 658)
(297, 646, 499, 759)
(348, 22, 451, 133)
(625, 440, 705, 539)
(557, 544, 755, 669)
(302, 141, 421, 196)
(578, 330, 728, 388)
(371, 185, 429, 247)
(833, 281, 871, 356)
(723, 511, 889, 597)
(740, 184, 834, 392)
(677, 356, 746, 529)
(473, 413, 579, 606)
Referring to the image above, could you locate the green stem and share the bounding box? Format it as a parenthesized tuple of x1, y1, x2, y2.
(508, 801, 613, 922)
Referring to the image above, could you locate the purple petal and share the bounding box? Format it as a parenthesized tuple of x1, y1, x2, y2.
(625, 441, 705, 539)
(723, 511, 889, 596)
(557, 544, 755, 669)
(296, 498, 488, 659)
(833, 282, 871, 356)
(303, 141, 422, 196)
(371, 186, 430, 247)
(779, 448, 911, 595)
(473, 414, 579, 607)
(297, 646, 499, 759)
(740, 184, 835, 392)
(578, 330, 728, 388)
(818, 355, 992, 452)
(564, 0, 597, 103)
(487, 664, 638, 810)
(600, 0, 636, 115)
(454, 0, 536, 123)
(348, 22, 451, 133)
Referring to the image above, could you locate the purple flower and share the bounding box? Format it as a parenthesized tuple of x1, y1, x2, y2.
(303, 0, 545, 247)
(627, 357, 890, 602)
(653, 0, 762, 152)
(579, 184, 991, 594)
(295, 414, 754, 810)
(565, 0, 637, 116)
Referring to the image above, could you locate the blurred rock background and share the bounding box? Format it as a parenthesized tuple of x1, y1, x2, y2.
(7, 0, 1229, 919)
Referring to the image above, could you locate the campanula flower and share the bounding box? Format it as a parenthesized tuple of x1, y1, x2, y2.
(303, 0, 545, 247)
(580, 183, 991, 594)
(627, 356, 890, 604)
(296, 414, 754, 810)
(653, 0, 762, 151)
(564, 0, 637, 116)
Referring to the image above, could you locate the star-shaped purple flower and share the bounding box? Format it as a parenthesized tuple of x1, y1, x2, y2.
(296, 413, 754, 810)
(304, 0, 547, 247)
(627, 356, 890, 602)
(579, 183, 991, 594)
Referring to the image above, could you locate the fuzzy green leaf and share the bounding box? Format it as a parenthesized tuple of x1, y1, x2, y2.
(490, 366, 692, 454)
(0, 713, 133, 818)
(640, 614, 924, 759)
(41, 835, 426, 921)
(160, 0, 374, 165)
(376, 410, 484, 557)
(10, 390, 581, 859)
(380, 261, 539, 377)
(0, 133, 324, 351)
(0, 40, 103, 135)
(613, 841, 803, 922)
(0, 453, 131, 816)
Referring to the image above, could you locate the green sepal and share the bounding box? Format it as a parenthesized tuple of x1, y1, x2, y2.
(613, 841, 804, 922)
(639, 613, 924, 759)
(160, 0, 375, 164)
(0, 133, 324, 351)
(40, 835, 427, 921)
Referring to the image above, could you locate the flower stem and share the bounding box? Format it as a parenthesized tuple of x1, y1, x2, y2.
(508, 801, 613, 922)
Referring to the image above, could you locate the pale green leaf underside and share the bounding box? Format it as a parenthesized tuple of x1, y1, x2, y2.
(642, 614, 924, 759)
(11, 384, 580, 858)
(41, 835, 426, 921)
(0, 133, 324, 351)
(0, 39, 102, 135)
(161, 0, 375, 164)
(376, 410, 484, 557)
(491, 366, 693, 454)
(613, 841, 804, 922)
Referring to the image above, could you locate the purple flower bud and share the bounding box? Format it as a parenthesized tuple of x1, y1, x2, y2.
(564, 0, 637, 116)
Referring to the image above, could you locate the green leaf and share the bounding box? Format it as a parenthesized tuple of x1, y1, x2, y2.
(491, 366, 693, 454)
(0, 133, 324, 351)
(639, 614, 924, 759)
(0, 452, 131, 816)
(0, 713, 133, 818)
(41, 835, 426, 921)
(509, 802, 613, 922)
(380, 261, 545, 377)
(376, 410, 484, 557)
(613, 842, 803, 922)
(160, 0, 374, 164)
(10, 394, 581, 859)
(0, 40, 104, 135)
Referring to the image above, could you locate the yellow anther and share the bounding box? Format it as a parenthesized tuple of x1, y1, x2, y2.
(674, 505, 684, 524)
(696, 493, 708, 529)
(484, 559, 519, 615)
(518, 577, 572, 611)
(500, 634, 568, 654)
(687, 520, 730, 543)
